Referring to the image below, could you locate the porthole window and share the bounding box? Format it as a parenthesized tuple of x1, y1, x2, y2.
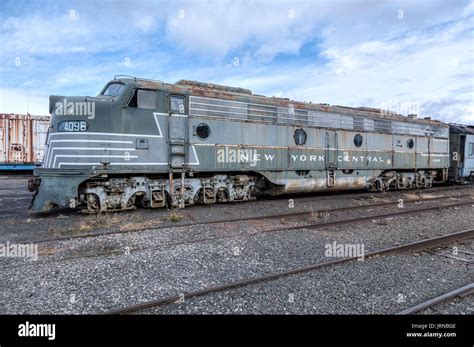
(196, 123, 210, 140)
(294, 128, 307, 145)
(354, 134, 363, 147)
(407, 139, 414, 149)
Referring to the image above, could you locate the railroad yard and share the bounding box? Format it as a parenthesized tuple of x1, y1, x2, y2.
(0, 175, 472, 315)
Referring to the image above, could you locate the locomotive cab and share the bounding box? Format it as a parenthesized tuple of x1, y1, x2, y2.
(29, 77, 191, 212)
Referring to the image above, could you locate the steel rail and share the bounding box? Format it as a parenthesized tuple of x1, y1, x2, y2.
(27, 193, 473, 245)
(397, 283, 474, 314)
(14, 199, 473, 267)
(257, 199, 474, 234)
(102, 228, 474, 314)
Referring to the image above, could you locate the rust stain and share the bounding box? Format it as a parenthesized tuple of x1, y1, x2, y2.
(125, 76, 446, 127)
(0, 114, 50, 164)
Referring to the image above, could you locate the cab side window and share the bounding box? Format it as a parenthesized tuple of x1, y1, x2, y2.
(468, 143, 474, 157)
(170, 95, 185, 114)
(128, 89, 157, 109)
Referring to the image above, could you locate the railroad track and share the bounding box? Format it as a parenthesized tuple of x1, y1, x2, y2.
(102, 228, 474, 314)
(105, 197, 472, 251)
(260, 183, 470, 203)
(5, 194, 469, 267)
(397, 283, 474, 314)
(429, 248, 474, 264)
(22, 191, 474, 245)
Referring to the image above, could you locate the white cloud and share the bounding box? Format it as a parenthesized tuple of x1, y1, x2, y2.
(204, 9, 474, 124)
(0, 88, 49, 115)
(163, 0, 471, 60)
(0, 2, 167, 57)
(164, 1, 321, 60)
(1, 15, 93, 55)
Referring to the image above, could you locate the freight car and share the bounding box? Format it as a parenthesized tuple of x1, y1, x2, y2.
(29, 76, 456, 212)
(0, 114, 49, 170)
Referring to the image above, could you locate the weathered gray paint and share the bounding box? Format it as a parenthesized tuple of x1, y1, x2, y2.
(30, 77, 452, 212)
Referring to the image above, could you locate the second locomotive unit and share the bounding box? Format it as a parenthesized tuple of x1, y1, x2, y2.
(29, 76, 452, 212)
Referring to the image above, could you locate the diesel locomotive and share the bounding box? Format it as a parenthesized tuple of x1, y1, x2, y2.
(28, 76, 473, 212)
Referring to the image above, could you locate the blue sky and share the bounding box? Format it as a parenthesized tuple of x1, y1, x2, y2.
(0, 0, 473, 124)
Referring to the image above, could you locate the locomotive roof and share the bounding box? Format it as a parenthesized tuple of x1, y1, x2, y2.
(116, 76, 447, 127)
(449, 123, 474, 134)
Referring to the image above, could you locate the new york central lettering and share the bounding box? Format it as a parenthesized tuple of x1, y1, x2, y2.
(217, 147, 274, 166)
(216, 147, 385, 164)
(291, 153, 385, 163)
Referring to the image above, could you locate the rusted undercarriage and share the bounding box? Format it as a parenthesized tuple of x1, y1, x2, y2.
(59, 169, 444, 213)
(368, 170, 444, 191)
(78, 174, 258, 213)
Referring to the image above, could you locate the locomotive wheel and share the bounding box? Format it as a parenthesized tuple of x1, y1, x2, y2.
(217, 188, 228, 202)
(376, 180, 383, 192)
(126, 195, 137, 209)
(86, 193, 100, 212)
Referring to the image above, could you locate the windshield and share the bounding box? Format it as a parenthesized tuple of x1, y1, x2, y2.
(101, 83, 125, 98)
